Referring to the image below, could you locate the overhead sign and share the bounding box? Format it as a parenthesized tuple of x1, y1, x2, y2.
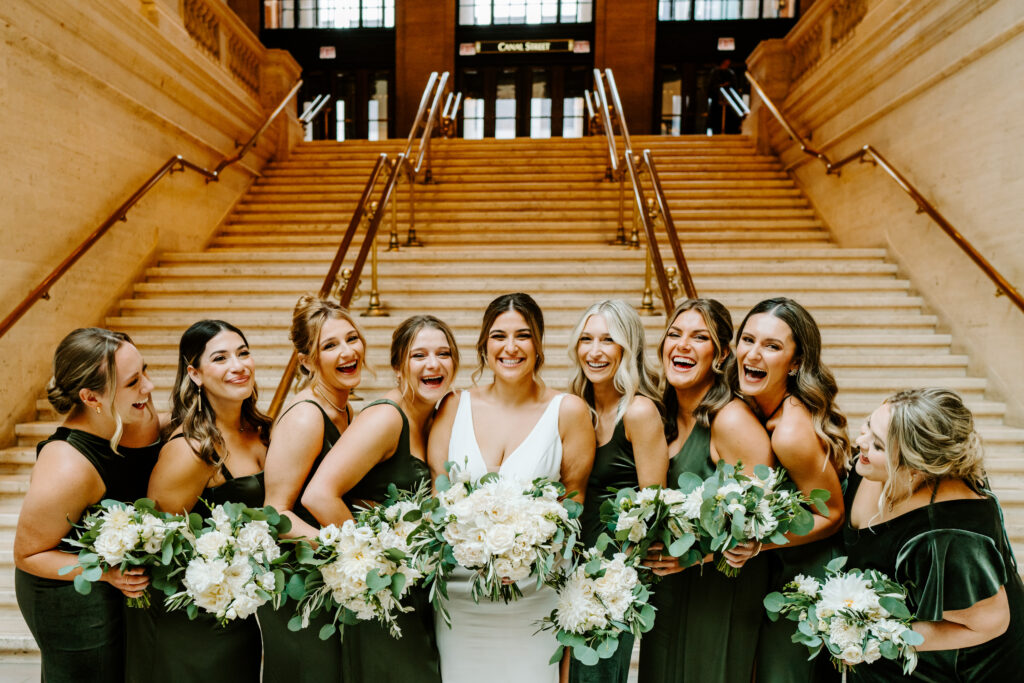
(717, 37, 736, 51)
(473, 39, 574, 54)
(319, 46, 337, 59)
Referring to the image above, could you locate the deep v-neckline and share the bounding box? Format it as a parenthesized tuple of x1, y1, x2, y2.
(464, 391, 559, 473)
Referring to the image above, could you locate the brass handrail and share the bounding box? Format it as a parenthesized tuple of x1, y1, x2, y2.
(267, 73, 450, 418)
(0, 79, 303, 341)
(596, 68, 699, 311)
(592, 70, 619, 178)
(746, 72, 1024, 314)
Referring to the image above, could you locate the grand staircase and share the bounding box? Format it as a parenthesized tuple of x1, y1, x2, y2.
(1, 135, 1022, 658)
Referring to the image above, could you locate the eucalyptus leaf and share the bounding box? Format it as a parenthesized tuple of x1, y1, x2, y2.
(879, 596, 911, 620)
(763, 591, 787, 614)
(318, 623, 337, 641)
(73, 574, 92, 595)
(574, 645, 599, 666)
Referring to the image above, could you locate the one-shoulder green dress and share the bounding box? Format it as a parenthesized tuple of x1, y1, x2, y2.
(637, 423, 770, 683)
(571, 418, 639, 683)
(16, 427, 159, 683)
(340, 399, 442, 683)
(126, 436, 265, 683)
(843, 471, 1024, 682)
(261, 400, 345, 683)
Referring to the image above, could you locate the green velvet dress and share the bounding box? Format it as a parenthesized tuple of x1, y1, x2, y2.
(125, 442, 265, 683)
(571, 418, 639, 683)
(339, 399, 441, 683)
(260, 400, 344, 683)
(843, 471, 1024, 683)
(15, 428, 159, 683)
(637, 423, 770, 683)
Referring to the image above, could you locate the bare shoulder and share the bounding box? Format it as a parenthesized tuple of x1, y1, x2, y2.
(558, 393, 591, 421)
(623, 395, 662, 427)
(351, 400, 405, 433)
(712, 398, 762, 432)
(35, 439, 102, 484)
(435, 390, 462, 418)
(771, 398, 820, 458)
(274, 400, 327, 435)
(157, 430, 213, 473)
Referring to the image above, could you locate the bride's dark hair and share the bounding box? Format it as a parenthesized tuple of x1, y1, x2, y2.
(472, 293, 545, 384)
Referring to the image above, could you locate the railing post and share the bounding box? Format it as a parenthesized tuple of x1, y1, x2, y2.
(387, 162, 400, 251)
(640, 241, 656, 315)
(406, 163, 422, 247)
(610, 172, 627, 245)
(362, 201, 389, 317)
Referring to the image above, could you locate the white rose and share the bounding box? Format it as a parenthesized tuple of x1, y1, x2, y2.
(840, 645, 864, 665)
(318, 524, 342, 547)
(210, 506, 232, 533)
(485, 524, 516, 556)
(792, 574, 821, 597)
(196, 530, 230, 559)
(862, 639, 882, 664)
(184, 557, 228, 594)
(94, 531, 128, 566)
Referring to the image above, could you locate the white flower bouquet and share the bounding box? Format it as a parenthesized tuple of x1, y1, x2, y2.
(764, 556, 924, 676)
(425, 464, 583, 606)
(538, 540, 655, 666)
(289, 488, 426, 640)
(61, 497, 189, 607)
(165, 502, 291, 625)
(600, 476, 707, 570)
(700, 462, 829, 577)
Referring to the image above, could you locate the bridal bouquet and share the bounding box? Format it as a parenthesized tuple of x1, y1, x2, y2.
(601, 476, 707, 570)
(290, 488, 426, 640)
(429, 464, 582, 605)
(165, 503, 291, 625)
(61, 498, 190, 607)
(764, 556, 924, 675)
(700, 462, 828, 577)
(539, 541, 655, 666)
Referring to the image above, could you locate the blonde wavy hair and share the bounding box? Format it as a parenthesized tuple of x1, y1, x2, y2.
(880, 388, 986, 512)
(568, 300, 663, 429)
(735, 298, 851, 471)
(391, 315, 460, 401)
(290, 293, 370, 389)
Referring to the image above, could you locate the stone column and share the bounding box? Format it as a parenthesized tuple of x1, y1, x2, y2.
(743, 39, 791, 154)
(396, 0, 456, 135)
(260, 48, 303, 160)
(593, 0, 657, 135)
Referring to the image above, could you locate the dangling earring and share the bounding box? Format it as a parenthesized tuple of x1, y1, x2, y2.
(94, 405, 102, 415)
(197, 386, 203, 412)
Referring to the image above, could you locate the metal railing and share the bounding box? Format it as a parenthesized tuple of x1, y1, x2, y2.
(0, 79, 303, 341)
(590, 68, 698, 314)
(746, 71, 1024, 314)
(720, 86, 750, 119)
(267, 73, 451, 418)
(440, 92, 463, 138)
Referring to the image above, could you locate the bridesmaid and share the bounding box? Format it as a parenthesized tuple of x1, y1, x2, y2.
(638, 299, 774, 683)
(260, 295, 367, 683)
(567, 299, 668, 683)
(14, 328, 160, 683)
(729, 297, 848, 683)
(132, 320, 272, 682)
(844, 388, 1024, 681)
(302, 314, 459, 683)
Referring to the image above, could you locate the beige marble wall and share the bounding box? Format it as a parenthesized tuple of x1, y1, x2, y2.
(0, 0, 301, 443)
(747, 0, 1024, 420)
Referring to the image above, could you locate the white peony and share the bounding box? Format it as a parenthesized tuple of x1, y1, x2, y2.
(94, 530, 129, 565)
(484, 524, 516, 555)
(840, 644, 865, 665)
(829, 618, 867, 649)
(862, 638, 882, 664)
(195, 530, 230, 560)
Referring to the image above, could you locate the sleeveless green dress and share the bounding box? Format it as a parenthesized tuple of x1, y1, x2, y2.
(843, 471, 1024, 683)
(261, 400, 345, 683)
(16, 427, 159, 683)
(340, 399, 442, 683)
(126, 435, 265, 683)
(571, 418, 639, 683)
(637, 423, 770, 683)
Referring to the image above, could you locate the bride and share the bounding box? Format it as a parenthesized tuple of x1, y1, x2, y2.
(428, 292, 595, 682)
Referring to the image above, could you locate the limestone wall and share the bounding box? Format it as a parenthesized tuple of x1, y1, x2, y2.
(0, 0, 301, 443)
(746, 0, 1024, 420)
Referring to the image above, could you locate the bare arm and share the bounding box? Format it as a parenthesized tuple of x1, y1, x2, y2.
(558, 395, 596, 504)
(914, 588, 1011, 651)
(148, 437, 216, 516)
(623, 396, 668, 489)
(426, 392, 460, 491)
(764, 404, 845, 548)
(301, 404, 402, 526)
(264, 402, 327, 540)
(14, 442, 148, 596)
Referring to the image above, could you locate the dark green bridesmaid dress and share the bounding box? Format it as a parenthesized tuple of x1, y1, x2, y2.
(571, 418, 639, 683)
(16, 428, 159, 683)
(637, 423, 770, 683)
(339, 399, 441, 683)
(125, 433, 264, 683)
(843, 471, 1024, 683)
(260, 400, 345, 683)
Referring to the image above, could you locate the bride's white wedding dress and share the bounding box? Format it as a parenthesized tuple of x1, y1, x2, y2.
(436, 390, 565, 683)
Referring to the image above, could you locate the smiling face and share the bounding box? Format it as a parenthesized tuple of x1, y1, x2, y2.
(313, 317, 364, 392)
(854, 403, 891, 482)
(109, 343, 154, 425)
(576, 314, 624, 387)
(486, 310, 537, 380)
(188, 330, 256, 402)
(661, 309, 720, 392)
(400, 327, 456, 403)
(735, 312, 799, 397)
